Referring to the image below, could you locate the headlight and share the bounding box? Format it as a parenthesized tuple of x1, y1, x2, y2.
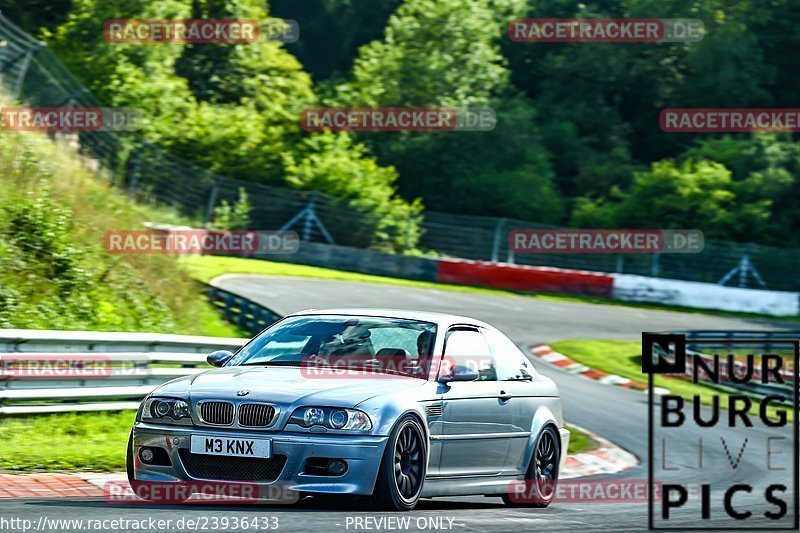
(289, 407, 372, 431)
(141, 397, 191, 421)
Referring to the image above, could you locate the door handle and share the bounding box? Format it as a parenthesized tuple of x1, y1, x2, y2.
(499, 390, 512, 402)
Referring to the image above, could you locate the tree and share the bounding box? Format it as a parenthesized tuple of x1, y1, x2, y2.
(336, 0, 514, 108)
(50, 0, 421, 250)
(372, 97, 563, 222)
(572, 159, 773, 242)
(270, 0, 401, 81)
(284, 132, 423, 251)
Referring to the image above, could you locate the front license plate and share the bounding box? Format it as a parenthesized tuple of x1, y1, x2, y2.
(190, 435, 271, 458)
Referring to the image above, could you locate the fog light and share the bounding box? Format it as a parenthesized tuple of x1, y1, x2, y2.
(139, 447, 155, 464)
(327, 459, 347, 476)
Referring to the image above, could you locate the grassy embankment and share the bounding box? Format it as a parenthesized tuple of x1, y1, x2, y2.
(0, 130, 241, 336)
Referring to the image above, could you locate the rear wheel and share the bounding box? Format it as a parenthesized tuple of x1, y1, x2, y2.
(503, 425, 560, 508)
(370, 415, 427, 511)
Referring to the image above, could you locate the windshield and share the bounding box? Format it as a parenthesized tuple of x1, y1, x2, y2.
(228, 315, 437, 378)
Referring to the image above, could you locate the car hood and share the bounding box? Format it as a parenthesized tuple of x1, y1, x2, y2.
(153, 365, 428, 408)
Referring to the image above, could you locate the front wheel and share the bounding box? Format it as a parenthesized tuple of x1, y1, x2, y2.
(370, 415, 427, 511)
(503, 425, 560, 508)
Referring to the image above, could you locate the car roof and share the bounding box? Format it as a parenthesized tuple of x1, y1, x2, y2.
(288, 308, 491, 329)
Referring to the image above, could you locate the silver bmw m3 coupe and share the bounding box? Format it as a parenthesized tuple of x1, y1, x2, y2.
(128, 309, 569, 510)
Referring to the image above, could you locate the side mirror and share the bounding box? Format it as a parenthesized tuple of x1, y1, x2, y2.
(207, 350, 234, 368)
(437, 365, 479, 384)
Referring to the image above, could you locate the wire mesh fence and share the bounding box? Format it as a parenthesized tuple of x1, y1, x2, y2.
(1, 13, 799, 291)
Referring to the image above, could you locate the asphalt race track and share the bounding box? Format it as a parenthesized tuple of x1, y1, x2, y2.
(3, 274, 799, 532)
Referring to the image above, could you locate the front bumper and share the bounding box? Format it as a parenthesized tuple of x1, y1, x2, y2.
(132, 422, 389, 497)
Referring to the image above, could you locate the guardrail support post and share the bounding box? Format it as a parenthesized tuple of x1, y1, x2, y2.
(204, 180, 224, 226)
(11, 44, 41, 99)
(491, 218, 506, 263)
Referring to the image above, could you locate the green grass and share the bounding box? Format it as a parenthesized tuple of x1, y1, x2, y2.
(565, 424, 599, 455)
(0, 412, 596, 473)
(0, 128, 244, 337)
(550, 339, 791, 422)
(181, 255, 521, 296)
(0, 411, 135, 472)
(179, 256, 800, 322)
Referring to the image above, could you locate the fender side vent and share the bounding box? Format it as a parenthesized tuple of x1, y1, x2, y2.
(426, 403, 443, 417)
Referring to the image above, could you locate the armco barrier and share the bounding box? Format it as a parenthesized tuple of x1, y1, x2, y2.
(0, 330, 248, 415)
(206, 284, 282, 336)
(613, 274, 800, 316)
(436, 259, 615, 297)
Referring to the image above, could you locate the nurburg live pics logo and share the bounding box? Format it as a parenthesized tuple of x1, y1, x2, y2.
(643, 332, 799, 530)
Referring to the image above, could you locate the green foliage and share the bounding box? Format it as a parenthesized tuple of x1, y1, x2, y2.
(22, 0, 800, 246)
(211, 186, 252, 231)
(337, 0, 513, 108)
(683, 134, 800, 246)
(373, 97, 563, 221)
(48, 0, 420, 250)
(0, 129, 241, 336)
(285, 132, 423, 251)
(572, 159, 773, 241)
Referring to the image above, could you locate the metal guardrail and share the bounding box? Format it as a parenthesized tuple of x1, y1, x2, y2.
(206, 284, 282, 337)
(0, 285, 283, 415)
(683, 330, 800, 352)
(664, 331, 799, 403)
(0, 329, 249, 415)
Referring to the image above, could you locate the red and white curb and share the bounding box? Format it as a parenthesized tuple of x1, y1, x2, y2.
(560, 424, 638, 479)
(0, 455, 634, 499)
(530, 344, 670, 395)
(0, 473, 106, 499)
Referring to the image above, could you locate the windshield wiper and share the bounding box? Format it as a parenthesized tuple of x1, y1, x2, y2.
(349, 366, 425, 379)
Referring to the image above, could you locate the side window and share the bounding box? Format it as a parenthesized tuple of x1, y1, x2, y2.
(483, 328, 533, 381)
(443, 328, 496, 381)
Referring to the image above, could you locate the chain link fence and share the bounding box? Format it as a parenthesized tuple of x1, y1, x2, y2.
(2, 13, 800, 291)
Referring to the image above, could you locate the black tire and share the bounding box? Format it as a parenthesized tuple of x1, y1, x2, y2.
(503, 425, 560, 508)
(370, 415, 427, 511)
(126, 429, 135, 484)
